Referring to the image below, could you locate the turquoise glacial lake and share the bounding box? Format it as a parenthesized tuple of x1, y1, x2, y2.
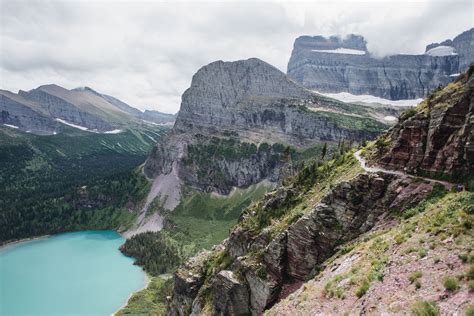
(0, 230, 146, 316)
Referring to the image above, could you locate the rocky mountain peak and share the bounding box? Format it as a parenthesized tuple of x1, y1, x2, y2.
(173, 58, 313, 136)
(181, 58, 310, 109)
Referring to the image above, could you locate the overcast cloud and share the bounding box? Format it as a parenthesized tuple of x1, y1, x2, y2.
(0, 0, 472, 113)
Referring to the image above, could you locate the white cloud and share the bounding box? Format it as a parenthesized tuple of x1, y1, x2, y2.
(0, 0, 472, 113)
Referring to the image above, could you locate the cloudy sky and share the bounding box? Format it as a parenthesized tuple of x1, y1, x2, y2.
(1, 0, 472, 113)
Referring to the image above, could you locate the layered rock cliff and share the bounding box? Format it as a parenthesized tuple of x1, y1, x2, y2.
(426, 28, 474, 73)
(165, 161, 438, 315)
(287, 31, 470, 100)
(373, 64, 473, 179)
(144, 58, 393, 197)
(164, 68, 473, 316)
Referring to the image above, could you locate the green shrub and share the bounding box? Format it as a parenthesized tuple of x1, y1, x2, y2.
(394, 234, 405, 244)
(418, 248, 428, 258)
(400, 108, 418, 121)
(465, 304, 474, 316)
(409, 271, 423, 283)
(256, 266, 267, 280)
(411, 300, 439, 316)
(443, 277, 459, 292)
(355, 279, 370, 298)
(415, 280, 422, 289)
(468, 264, 474, 280)
(468, 280, 474, 292)
(459, 253, 470, 263)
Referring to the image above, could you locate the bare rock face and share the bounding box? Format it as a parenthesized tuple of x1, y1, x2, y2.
(166, 251, 210, 316)
(212, 270, 250, 315)
(144, 58, 388, 195)
(166, 172, 436, 315)
(426, 28, 474, 72)
(0, 93, 56, 134)
(379, 69, 473, 178)
(287, 33, 464, 100)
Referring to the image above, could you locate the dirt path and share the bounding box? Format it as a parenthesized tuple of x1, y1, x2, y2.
(354, 150, 453, 189)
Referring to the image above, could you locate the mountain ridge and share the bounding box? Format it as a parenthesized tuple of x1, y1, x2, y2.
(0, 84, 176, 134)
(287, 29, 472, 100)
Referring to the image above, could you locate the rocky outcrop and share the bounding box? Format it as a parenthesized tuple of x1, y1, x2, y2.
(0, 92, 56, 134)
(172, 58, 385, 143)
(166, 172, 436, 315)
(144, 58, 391, 196)
(426, 28, 474, 72)
(287, 32, 467, 100)
(167, 251, 210, 316)
(213, 271, 250, 315)
(377, 67, 473, 178)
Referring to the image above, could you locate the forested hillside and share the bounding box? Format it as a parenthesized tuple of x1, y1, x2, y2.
(0, 124, 169, 243)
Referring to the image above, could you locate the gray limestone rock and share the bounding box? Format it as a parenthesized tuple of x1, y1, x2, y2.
(287, 32, 469, 100)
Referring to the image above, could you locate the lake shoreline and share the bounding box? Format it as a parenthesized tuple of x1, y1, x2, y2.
(112, 271, 151, 316)
(0, 234, 51, 251)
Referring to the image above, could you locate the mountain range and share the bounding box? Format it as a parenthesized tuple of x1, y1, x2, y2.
(287, 28, 473, 100)
(1, 25, 473, 316)
(0, 85, 175, 135)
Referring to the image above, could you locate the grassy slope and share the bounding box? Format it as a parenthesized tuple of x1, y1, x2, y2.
(117, 183, 272, 315)
(268, 190, 473, 315)
(0, 124, 169, 243)
(168, 149, 363, 314)
(116, 276, 173, 316)
(118, 144, 360, 315)
(239, 150, 363, 237)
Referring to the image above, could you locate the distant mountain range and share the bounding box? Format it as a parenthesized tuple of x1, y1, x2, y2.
(0, 85, 175, 135)
(287, 28, 473, 100)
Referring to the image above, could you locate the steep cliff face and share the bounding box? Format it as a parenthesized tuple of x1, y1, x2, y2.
(287, 32, 465, 100)
(173, 58, 384, 143)
(164, 68, 473, 316)
(0, 92, 56, 134)
(144, 58, 392, 197)
(166, 168, 437, 315)
(426, 28, 474, 72)
(374, 66, 473, 178)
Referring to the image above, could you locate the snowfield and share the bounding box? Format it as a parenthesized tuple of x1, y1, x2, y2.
(55, 118, 89, 131)
(425, 45, 457, 56)
(314, 90, 423, 107)
(55, 118, 122, 134)
(311, 48, 366, 55)
(384, 116, 398, 121)
(104, 129, 122, 134)
(3, 124, 19, 129)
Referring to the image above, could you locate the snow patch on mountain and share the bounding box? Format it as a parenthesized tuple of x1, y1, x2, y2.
(55, 118, 89, 131)
(425, 45, 457, 56)
(311, 48, 366, 55)
(315, 90, 422, 107)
